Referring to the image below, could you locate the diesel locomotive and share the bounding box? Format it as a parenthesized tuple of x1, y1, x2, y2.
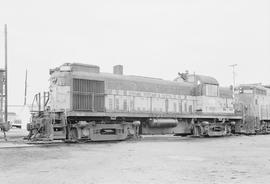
(234, 84, 270, 134)
(27, 63, 269, 142)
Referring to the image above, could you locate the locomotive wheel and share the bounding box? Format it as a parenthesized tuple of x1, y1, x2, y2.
(69, 128, 79, 140)
(193, 125, 201, 137)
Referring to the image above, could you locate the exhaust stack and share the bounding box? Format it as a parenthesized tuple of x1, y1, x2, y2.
(113, 65, 123, 75)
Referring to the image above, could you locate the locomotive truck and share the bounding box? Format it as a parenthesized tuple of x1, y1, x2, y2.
(27, 63, 243, 141)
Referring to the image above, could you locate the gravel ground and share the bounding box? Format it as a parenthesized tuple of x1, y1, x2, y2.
(1, 130, 270, 184)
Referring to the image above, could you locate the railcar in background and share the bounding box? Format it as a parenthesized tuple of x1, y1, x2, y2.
(234, 84, 270, 134)
(27, 63, 242, 142)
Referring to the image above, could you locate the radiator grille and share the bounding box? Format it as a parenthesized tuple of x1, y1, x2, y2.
(72, 79, 105, 111)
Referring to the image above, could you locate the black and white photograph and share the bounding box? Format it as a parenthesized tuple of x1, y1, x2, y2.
(0, 0, 270, 183)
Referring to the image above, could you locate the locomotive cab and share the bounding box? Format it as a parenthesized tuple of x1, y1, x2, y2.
(174, 72, 239, 136)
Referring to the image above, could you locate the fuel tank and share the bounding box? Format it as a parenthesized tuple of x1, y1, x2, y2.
(148, 119, 178, 128)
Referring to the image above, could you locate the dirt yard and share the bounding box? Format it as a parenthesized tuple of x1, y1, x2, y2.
(1, 129, 270, 184)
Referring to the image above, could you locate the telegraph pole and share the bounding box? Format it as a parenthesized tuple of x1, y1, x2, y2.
(0, 24, 8, 141)
(4, 24, 7, 123)
(229, 64, 237, 98)
(24, 70, 27, 106)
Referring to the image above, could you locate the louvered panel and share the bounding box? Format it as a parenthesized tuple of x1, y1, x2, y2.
(72, 79, 105, 111)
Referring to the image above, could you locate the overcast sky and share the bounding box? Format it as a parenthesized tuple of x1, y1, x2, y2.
(0, 0, 269, 105)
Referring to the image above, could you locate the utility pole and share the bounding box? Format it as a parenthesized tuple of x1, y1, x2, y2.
(229, 64, 237, 98)
(0, 69, 4, 121)
(24, 70, 27, 106)
(0, 24, 8, 141)
(4, 24, 7, 123)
